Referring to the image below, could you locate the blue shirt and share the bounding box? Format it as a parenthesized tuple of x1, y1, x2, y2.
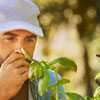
(28, 70, 67, 100)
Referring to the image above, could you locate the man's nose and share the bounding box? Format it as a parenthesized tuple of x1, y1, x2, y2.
(14, 41, 24, 53)
(15, 48, 22, 53)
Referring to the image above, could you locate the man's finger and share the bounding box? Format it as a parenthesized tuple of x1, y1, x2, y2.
(8, 59, 30, 69)
(15, 66, 29, 75)
(21, 72, 28, 82)
(2, 52, 25, 68)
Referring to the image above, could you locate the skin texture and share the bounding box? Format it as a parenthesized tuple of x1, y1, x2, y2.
(0, 29, 37, 100)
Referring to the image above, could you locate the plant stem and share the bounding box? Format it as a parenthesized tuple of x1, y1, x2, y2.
(55, 70, 58, 100)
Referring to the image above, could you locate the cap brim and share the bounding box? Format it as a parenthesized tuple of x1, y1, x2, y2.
(0, 20, 44, 37)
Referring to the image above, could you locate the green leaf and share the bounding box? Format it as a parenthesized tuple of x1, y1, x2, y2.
(47, 79, 70, 90)
(29, 66, 35, 82)
(57, 79, 70, 85)
(49, 66, 56, 71)
(47, 84, 56, 90)
(94, 86, 100, 97)
(41, 60, 48, 67)
(66, 92, 84, 100)
(29, 63, 45, 81)
(48, 88, 56, 92)
(94, 95, 100, 99)
(95, 73, 100, 80)
(38, 70, 50, 96)
(48, 57, 77, 72)
(84, 97, 93, 100)
(50, 94, 56, 100)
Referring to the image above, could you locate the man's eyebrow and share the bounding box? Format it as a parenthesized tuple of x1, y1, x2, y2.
(26, 34, 37, 38)
(2, 32, 37, 38)
(2, 32, 18, 36)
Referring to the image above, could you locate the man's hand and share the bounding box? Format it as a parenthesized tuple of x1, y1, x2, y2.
(0, 52, 29, 100)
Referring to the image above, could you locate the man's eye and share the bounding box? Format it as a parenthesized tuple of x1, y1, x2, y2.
(27, 39, 34, 42)
(6, 37, 14, 40)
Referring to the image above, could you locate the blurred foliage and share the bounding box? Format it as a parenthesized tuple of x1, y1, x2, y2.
(31, 0, 100, 98)
(31, 0, 99, 39)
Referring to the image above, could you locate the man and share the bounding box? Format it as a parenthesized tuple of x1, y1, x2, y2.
(0, 0, 66, 100)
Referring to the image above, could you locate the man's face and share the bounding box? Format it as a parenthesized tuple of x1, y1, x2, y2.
(0, 29, 37, 65)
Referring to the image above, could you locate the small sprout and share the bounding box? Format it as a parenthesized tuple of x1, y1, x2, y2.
(21, 48, 77, 100)
(21, 48, 33, 61)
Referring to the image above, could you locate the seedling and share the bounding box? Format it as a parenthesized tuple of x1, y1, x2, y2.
(22, 49, 100, 100)
(21, 48, 77, 100)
